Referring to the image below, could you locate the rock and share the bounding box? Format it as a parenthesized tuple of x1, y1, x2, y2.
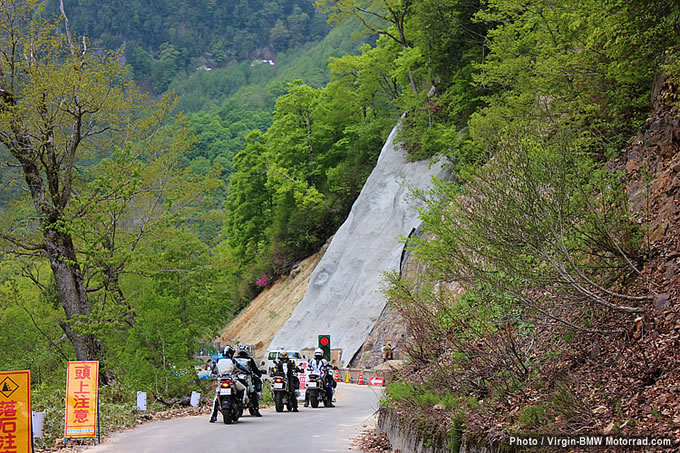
(655, 293, 671, 309)
(591, 342, 601, 359)
(671, 155, 680, 173)
(602, 421, 615, 434)
(290, 263, 303, 278)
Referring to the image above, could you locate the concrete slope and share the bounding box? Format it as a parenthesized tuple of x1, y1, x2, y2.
(221, 242, 328, 359)
(269, 121, 450, 363)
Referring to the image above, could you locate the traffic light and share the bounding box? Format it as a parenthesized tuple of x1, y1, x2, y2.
(318, 334, 331, 360)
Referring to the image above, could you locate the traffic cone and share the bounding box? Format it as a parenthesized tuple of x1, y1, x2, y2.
(345, 370, 350, 383)
(358, 370, 364, 385)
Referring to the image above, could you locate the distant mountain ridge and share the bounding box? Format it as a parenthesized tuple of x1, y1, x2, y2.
(50, 0, 329, 91)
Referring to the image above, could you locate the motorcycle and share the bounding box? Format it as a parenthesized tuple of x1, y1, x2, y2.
(305, 370, 333, 408)
(270, 369, 297, 412)
(214, 373, 246, 424)
(234, 372, 260, 416)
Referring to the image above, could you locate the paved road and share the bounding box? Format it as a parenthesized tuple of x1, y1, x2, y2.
(87, 383, 382, 453)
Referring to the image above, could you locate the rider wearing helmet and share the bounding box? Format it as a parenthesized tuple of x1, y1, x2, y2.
(272, 351, 303, 412)
(209, 345, 252, 423)
(305, 348, 337, 407)
(234, 344, 263, 417)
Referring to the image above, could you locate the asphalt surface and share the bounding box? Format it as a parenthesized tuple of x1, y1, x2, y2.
(86, 383, 383, 453)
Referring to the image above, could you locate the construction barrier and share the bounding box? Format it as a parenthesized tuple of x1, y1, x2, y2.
(335, 368, 392, 386)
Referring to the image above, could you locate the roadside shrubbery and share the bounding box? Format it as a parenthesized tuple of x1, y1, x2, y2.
(378, 0, 680, 448)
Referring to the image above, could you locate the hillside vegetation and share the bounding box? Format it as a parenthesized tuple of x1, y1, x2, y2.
(0, 2, 385, 446)
(342, 0, 678, 449)
(46, 0, 330, 92)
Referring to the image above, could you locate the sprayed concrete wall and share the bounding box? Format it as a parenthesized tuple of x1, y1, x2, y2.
(269, 121, 450, 363)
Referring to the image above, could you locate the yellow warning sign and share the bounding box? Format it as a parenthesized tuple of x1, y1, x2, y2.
(0, 370, 32, 453)
(64, 361, 99, 438)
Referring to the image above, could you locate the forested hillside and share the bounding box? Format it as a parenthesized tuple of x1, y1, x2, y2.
(0, 1, 388, 445)
(46, 0, 329, 92)
(0, 0, 403, 427)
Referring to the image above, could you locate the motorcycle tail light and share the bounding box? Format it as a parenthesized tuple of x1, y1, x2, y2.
(274, 378, 283, 383)
(220, 380, 231, 388)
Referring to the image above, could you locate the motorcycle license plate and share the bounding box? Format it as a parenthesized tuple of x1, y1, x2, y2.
(273, 383, 283, 389)
(219, 388, 232, 395)
(307, 382, 317, 388)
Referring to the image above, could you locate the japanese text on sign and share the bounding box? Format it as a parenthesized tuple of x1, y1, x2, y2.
(65, 362, 99, 438)
(0, 370, 31, 453)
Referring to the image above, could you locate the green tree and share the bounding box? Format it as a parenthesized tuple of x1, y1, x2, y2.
(224, 131, 272, 267)
(0, 1, 207, 365)
(316, 0, 419, 93)
(268, 81, 325, 186)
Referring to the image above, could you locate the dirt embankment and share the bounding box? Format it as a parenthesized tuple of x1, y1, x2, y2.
(220, 240, 330, 359)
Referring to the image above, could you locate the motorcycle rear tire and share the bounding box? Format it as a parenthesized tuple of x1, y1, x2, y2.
(275, 392, 284, 412)
(222, 410, 232, 424)
(310, 394, 319, 408)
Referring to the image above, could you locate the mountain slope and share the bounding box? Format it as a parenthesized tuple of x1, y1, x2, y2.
(268, 120, 451, 364)
(220, 241, 328, 358)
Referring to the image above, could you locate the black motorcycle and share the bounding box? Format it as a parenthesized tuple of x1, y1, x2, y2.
(305, 371, 332, 408)
(214, 374, 245, 424)
(270, 370, 297, 412)
(234, 371, 260, 416)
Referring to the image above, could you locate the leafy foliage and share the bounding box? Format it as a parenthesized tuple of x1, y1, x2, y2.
(373, 0, 679, 442)
(46, 0, 329, 91)
(221, 77, 391, 301)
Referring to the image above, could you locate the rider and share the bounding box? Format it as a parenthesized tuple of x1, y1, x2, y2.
(305, 348, 337, 407)
(210, 345, 251, 423)
(234, 344, 263, 417)
(272, 351, 303, 412)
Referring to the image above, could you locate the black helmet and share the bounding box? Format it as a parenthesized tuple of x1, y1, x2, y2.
(223, 345, 235, 358)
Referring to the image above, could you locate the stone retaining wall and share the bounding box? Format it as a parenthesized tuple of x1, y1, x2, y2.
(377, 408, 508, 453)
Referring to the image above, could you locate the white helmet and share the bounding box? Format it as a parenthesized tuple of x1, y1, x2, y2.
(314, 348, 323, 358)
